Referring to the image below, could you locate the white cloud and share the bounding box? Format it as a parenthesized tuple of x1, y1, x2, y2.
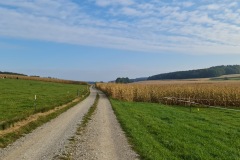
(121, 7, 142, 16)
(0, 0, 240, 55)
(228, 2, 238, 8)
(206, 4, 221, 10)
(95, 0, 134, 7)
(179, 2, 194, 8)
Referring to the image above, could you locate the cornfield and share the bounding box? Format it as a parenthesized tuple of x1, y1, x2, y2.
(96, 82, 240, 108)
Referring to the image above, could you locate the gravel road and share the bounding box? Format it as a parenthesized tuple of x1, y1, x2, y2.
(61, 90, 139, 160)
(0, 88, 139, 160)
(0, 87, 97, 160)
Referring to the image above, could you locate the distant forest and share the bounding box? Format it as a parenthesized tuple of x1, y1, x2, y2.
(148, 65, 240, 80)
(115, 77, 131, 83)
(0, 71, 26, 76)
(115, 77, 148, 83)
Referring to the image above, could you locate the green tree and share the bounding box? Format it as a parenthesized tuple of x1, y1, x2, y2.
(115, 77, 131, 83)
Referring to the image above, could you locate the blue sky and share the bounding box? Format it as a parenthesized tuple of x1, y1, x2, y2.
(0, 0, 240, 81)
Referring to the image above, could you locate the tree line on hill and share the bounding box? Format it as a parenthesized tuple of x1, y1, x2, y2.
(0, 71, 27, 76)
(115, 77, 131, 83)
(148, 65, 240, 80)
(115, 77, 148, 83)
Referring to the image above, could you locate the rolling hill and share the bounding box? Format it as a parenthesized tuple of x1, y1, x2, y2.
(148, 65, 240, 80)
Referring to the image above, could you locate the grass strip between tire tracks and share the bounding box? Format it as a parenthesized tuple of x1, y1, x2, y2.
(59, 93, 100, 160)
(77, 93, 99, 133)
(0, 89, 90, 148)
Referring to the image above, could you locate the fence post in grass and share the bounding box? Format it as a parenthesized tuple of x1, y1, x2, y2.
(77, 89, 79, 97)
(189, 97, 192, 113)
(34, 95, 37, 111)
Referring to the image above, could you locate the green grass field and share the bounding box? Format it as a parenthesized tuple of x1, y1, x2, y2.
(0, 78, 88, 129)
(111, 99, 240, 160)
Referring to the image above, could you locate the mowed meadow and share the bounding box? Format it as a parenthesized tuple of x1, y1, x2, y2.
(111, 100, 240, 160)
(0, 78, 88, 130)
(97, 82, 240, 159)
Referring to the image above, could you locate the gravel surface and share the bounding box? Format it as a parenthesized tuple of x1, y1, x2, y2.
(0, 87, 97, 160)
(61, 90, 139, 160)
(0, 88, 139, 160)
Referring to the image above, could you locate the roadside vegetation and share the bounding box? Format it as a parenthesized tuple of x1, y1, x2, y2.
(0, 78, 89, 148)
(0, 97, 87, 148)
(111, 99, 240, 160)
(97, 81, 240, 159)
(0, 78, 88, 130)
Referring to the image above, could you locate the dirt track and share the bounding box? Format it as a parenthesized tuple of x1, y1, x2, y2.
(0, 87, 138, 160)
(61, 90, 139, 160)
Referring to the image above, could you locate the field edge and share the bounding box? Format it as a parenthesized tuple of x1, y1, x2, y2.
(0, 87, 90, 148)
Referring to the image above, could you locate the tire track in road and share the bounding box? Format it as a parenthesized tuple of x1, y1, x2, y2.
(63, 90, 139, 160)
